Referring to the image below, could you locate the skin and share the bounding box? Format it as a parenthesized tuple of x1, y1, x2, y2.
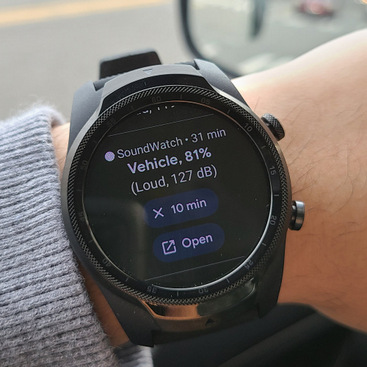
(52, 29, 367, 346)
(234, 29, 367, 332)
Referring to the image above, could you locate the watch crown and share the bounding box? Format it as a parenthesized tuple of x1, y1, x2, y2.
(261, 113, 285, 141)
(289, 201, 305, 231)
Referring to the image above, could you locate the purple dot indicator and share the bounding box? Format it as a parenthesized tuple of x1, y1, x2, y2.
(104, 151, 115, 162)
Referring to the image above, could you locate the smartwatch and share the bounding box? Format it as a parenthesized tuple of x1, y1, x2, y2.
(61, 50, 304, 346)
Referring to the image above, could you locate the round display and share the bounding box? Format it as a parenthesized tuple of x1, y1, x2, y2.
(83, 100, 271, 290)
(64, 84, 289, 304)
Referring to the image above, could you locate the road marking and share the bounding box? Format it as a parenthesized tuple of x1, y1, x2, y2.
(0, 0, 168, 28)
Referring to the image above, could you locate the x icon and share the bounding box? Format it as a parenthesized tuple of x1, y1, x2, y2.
(153, 207, 164, 219)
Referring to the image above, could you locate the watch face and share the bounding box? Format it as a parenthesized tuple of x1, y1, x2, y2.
(65, 85, 289, 303)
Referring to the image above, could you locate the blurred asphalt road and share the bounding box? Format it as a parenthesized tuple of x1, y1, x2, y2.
(0, 0, 191, 120)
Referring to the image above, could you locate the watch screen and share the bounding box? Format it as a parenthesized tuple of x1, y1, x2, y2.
(83, 102, 271, 289)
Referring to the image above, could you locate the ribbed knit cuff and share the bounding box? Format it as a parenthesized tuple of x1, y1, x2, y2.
(0, 108, 119, 366)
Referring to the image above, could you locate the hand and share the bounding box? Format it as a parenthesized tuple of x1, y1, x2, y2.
(234, 29, 367, 333)
(51, 123, 129, 347)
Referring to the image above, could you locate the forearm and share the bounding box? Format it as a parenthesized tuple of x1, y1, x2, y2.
(234, 29, 367, 331)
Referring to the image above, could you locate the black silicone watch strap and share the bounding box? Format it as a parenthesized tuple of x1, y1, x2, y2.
(94, 52, 248, 105)
(99, 49, 162, 79)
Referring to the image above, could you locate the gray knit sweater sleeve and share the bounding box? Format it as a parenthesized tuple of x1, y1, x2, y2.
(0, 108, 153, 367)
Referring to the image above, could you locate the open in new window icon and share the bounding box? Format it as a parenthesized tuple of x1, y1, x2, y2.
(162, 240, 176, 255)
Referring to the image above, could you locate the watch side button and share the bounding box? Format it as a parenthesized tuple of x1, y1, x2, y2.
(261, 113, 285, 141)
(289, 200, 305, 231)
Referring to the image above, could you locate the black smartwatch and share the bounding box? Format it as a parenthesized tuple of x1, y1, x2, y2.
(61, 50, 304, 346)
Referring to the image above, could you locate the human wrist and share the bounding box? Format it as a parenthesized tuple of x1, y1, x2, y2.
(233, 30, 367, 332)
(233, 72, 347, 305)
(233, 74, 315, 306)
